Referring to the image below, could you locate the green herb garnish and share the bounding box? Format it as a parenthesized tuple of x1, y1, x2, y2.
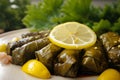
(23, 0, 120, 35)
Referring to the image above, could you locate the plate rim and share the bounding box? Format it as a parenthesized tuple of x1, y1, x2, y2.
(0, 28, 29, 38)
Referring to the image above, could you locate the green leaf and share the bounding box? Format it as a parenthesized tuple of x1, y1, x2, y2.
(111, 18, 120, 34)
(22, 0, 64, 31)
(60, 0, 92, 23)
(22, 0, 120, 35)
(92, 19, 111, 36)
(22, 0, 93, 31)
(0, 0, 30, 32)
(100, 1, 120, 23)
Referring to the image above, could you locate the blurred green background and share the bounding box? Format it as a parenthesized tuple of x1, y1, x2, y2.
(0, 0, 117, 33)
(0, 0, 30, 33)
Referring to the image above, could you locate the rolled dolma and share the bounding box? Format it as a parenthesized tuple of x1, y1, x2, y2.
(12, 37, 50, 65)
(107, 46, 120, 71)
(7, 36, 42, 55)
(21, 30, 50, 38)
(100, 32, 120, 71)
(54, 49, 80, 77)
(100, 32, 120, 51)
(81, 40, 108, 74)
(108, 46, 120, 64)
(35, 43, 63, 73)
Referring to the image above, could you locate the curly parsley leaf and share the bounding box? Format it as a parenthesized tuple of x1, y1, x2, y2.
(22, 0, 64, 31)
(23, 0, 120, 35)
(22, 0, 93, 31)
(111, 18, 120, 33)
(92, 19, 111, 36)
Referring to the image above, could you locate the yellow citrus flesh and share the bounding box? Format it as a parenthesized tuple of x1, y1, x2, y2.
(0, 43, 7, 52)
(22, 59, 51, 79)
(97, 68, 120, 80)
(49, 22, 97, 49)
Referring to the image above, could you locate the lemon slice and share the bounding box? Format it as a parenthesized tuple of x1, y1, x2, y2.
(49, 22, 97, 49)
(22, 59, 51, 79)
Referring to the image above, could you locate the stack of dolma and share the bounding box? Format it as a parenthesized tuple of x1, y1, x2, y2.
(7, 30, 50, 55)
(6, 31, 120, 78)
(35, 43, 81, 77)
(12, 38, 50, 65)
(7, 36, 42, 55)
(7, 31, 50, 65)
(100, 32, 120, 71)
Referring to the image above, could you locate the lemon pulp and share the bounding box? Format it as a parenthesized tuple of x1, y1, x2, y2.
(22, 59, 51, 79)
(49, 22, 97, 49)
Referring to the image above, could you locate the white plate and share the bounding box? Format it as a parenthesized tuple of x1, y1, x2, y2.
(0, 29, 98, 80)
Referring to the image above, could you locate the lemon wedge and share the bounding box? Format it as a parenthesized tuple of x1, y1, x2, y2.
(0, 43, 7, 52)
(22, 59, 51, 79)
(97, 68, 120, 80)
(49, 22, 97, 49)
